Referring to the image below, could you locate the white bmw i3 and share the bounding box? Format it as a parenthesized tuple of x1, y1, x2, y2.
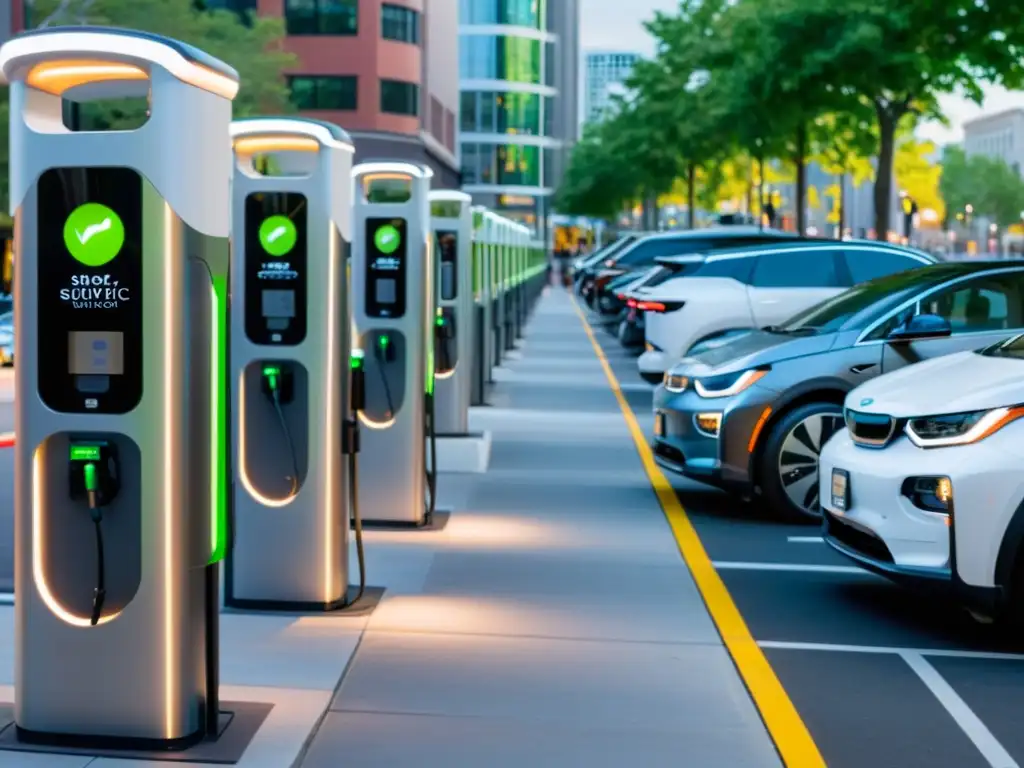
(819, 333, 1024, 622)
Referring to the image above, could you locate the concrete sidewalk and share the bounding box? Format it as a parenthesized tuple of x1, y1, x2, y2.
(299, 288, 780, 767)
(0, 288, 780, 767)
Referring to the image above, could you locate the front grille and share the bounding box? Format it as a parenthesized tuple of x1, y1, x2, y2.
(845, 409, 901, 447)
(825, 511, 894, 563)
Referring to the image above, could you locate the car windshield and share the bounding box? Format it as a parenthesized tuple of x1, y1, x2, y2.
(774, 268, 937, 334)
(978, 334, 1024, 359)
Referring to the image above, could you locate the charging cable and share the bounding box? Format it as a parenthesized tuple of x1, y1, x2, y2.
(370, 336, 437, 522)
(372, 335, 396, 419)
(348, 350, 368, 606)
(263, 366, 300, 497)
(83, 462, 106, 627)
(425, 389, 437, 521)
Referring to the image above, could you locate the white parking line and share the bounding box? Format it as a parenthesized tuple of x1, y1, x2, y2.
(712, 561, 871, 575)
(758, 640, 1024, 662)
(902, 651, 1020, 768)
(787, 536, 824, 543)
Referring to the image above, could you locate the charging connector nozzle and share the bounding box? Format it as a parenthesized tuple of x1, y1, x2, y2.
(83, 462, 100, 519)
(262, 365, 281, 394)
(351, 349, 366, 412)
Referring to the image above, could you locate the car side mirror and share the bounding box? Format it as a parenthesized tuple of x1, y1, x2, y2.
(887, 313, 952, 342)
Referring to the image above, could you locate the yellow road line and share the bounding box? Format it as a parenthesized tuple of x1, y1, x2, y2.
(573, 300, 826, 768)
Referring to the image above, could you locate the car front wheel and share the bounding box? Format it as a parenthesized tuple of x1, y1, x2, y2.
(759, 402, 845, 521)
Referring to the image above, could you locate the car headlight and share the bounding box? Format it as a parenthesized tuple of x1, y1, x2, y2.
(905, 406, 1024, 448)
(694, 368, 768, 398)
(663, 371, 689, 393)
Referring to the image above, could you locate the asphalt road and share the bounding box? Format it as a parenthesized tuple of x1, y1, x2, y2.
(589, 311, 1024, 768)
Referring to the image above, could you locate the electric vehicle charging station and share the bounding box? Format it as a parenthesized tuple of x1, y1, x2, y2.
(430, 191, 491, 472)
(510, 224, 527, 342)
(490, 214, 506, 368)
(517, 226, 531, 334)
(1, 27, 244, 751)
(470, 207, 490, 406)
(505, 225, 518, 343)
(226, 117, 367, 611)
(481, 210, 499, 386)
(352, 162, 443, 527)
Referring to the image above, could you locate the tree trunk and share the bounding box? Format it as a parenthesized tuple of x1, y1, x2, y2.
(794, 124, 807, 235)
(873, 104, 900, 240)
(686, 163, 697, 229)
(745, 157, 754, 222)
(757, 154, 765, 229)
(643, 195, 658, 231)
(838, 171, 846, 238)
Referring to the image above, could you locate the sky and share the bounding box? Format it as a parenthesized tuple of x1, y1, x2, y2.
(578, 0, 1024, 147)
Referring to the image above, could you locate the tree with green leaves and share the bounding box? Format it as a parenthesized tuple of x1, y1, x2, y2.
(0, 0, 297, 210)
(554, 120, 638, 221)
(940, 146, 1024, 228)
(813, 110, 877, 235)
(761, 0, 1024, 239)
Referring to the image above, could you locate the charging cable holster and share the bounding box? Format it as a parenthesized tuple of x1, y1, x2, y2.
(261, 364, 295, 403)
(345, 350, 365, 455)
(375, 335, 397, 364)
(68, 440, 120, 512)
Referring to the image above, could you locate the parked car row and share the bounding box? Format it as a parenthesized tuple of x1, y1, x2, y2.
(643, 255, 1024, 623)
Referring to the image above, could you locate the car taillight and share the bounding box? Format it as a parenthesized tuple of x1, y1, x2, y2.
(626, 298, 637, 308)
(616, 293, 626, 300)
(636, 300, 685, 313)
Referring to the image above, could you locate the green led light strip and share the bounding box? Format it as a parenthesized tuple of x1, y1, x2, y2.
(208, 275, 228, 564)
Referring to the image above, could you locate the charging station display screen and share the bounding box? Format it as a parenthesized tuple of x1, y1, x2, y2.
(244, 192, 308, 345)
(37, 167, 143, 414)
(436, 230, 458, 301)
(365, 217, 407, 318)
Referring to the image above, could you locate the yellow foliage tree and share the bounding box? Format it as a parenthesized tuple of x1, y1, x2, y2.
(894, 138, 945, 225)
(807, 185, 822, 211)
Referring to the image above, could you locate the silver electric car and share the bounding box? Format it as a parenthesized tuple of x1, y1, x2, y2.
(652, 262, 1024, 520)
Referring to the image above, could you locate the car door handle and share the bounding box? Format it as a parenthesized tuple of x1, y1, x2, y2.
(850, 363, 877, 374)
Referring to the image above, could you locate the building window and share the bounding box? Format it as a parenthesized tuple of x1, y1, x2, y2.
(458, 0, 544, 28)
(459, 35, 542, 83)
(381, 79, 419, 116)
(289, 75, 358, 110)
(285, 0, 358, 35)
(194, 0, 257, 16)
(460, 143, 540, 186)
(459, 91, 545, 136)
(382, 4, 420, 44)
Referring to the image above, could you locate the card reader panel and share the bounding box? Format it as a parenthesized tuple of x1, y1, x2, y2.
(37, 167, 143, 414)
(244, 192, 308, 346)
(365, 217, 407, 319)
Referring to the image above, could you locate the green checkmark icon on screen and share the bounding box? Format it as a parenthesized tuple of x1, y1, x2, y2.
(64, 203, 125, 267)
(374, 224, 401, 254)
(259, 215, 298, 257)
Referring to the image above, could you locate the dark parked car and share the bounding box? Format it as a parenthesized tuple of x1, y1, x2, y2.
(577, 227, 806, 311)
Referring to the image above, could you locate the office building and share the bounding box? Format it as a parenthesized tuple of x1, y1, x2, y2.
(458, 0, 579, 242)
(963, 108, 1024, 175)
(13, 1, 460, 185)
(195, 0, 459, 185)
(275, 0, 460, 186)
(583, 50, 638, 126)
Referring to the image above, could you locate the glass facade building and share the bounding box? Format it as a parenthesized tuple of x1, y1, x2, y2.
(459, 0, 578, 243)
(584, 51, 640, 126)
